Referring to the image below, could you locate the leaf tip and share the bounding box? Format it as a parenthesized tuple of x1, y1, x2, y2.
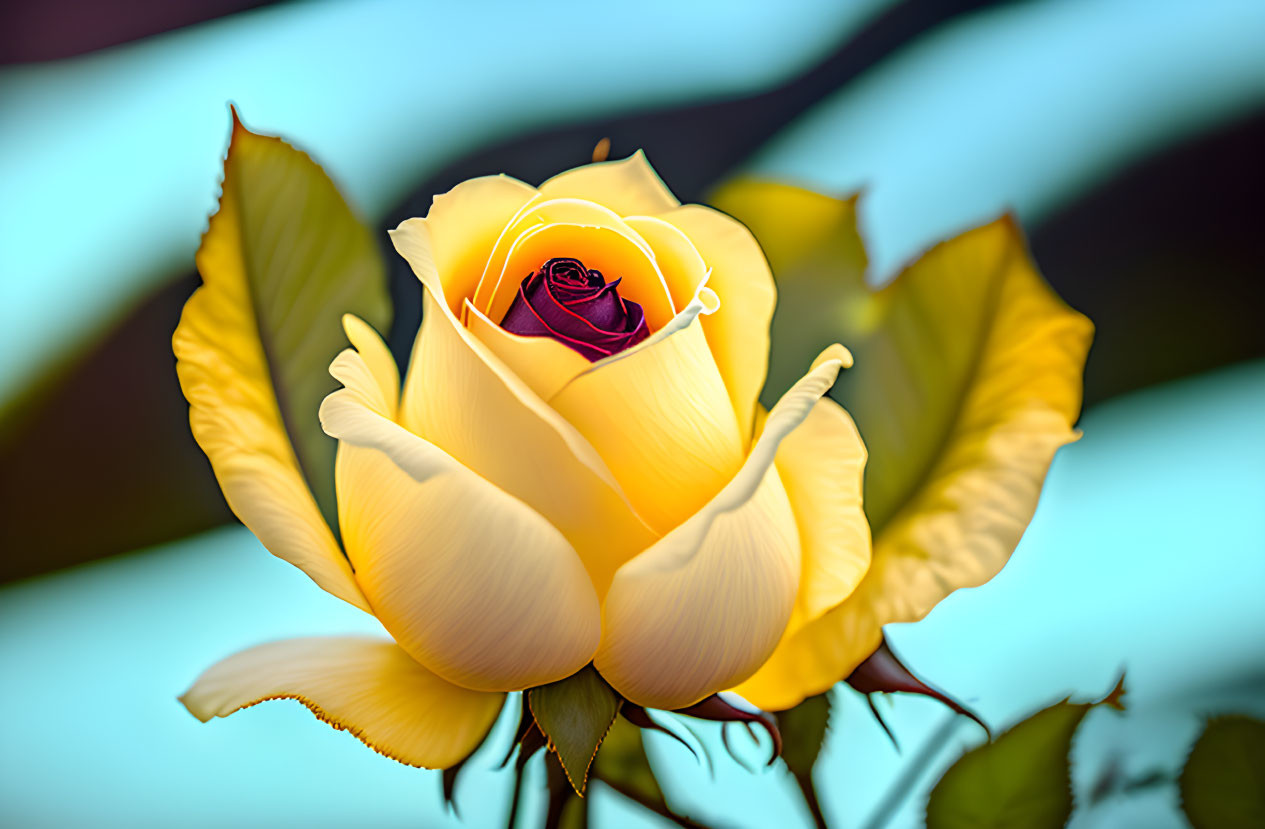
(1101, 673, 1127, 711)
(527, 667, 621, 797)
(226, 102, 255, 146)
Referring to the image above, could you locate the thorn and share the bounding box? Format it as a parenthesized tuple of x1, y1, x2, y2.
(622, 705, 700, 762)
(1102, 673, 1128, 711)
(674, 694, 782, 765)
(846, 636, 992, 739)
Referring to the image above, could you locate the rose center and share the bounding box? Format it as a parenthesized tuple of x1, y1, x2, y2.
(499, 257, 650, 362)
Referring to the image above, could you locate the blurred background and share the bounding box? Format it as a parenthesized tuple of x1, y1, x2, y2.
(1, 1, 1262, 826)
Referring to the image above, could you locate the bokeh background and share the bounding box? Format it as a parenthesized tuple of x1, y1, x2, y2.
(1, 1, 1262, 826)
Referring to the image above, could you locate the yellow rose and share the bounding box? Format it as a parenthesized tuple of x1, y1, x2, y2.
(177, 152, 871, 768)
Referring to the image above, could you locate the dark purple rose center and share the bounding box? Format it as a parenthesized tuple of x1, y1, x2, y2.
(499, 257, 650, 361)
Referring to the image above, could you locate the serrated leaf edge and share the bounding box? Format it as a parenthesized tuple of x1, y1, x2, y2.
(527, 688, 622, 796)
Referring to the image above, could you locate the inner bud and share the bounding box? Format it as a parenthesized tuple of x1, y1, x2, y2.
(499, 257, 650, 362)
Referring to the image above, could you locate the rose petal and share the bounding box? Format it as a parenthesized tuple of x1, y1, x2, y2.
(776, 396, 871, 636)
(339, 314, 399, 417)
(594, 346, 851, 709)
(656, 204, 776, 442)
(484, 218, 675, 329)
(538, 151, 679, 216)
(180, 636, 503, 769)
(321, 345, 601, 691)
(390, 220, 657, 598)
(501, 270, 648, 361)
(622, 215, 710, 311)
(464, 299, 592, 400)
(548, 286, 741, 535)
(423, 174, 539, 315)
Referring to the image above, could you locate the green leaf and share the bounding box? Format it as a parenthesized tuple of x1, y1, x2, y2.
(779, 693, 833, 829)
(926, 703, 1085, 829)
(545, 751, 590, 829)
(528, 666, 622, 795)
(779, 692, 832, 780)
(1180, 715, 1265, 829)
(925, 680, 1125, 829)
(197, 108, 390, 530)
(593, 718, 711, 828)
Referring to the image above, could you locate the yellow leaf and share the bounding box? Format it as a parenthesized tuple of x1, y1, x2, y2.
(713, 179, 1092, 710)
(173, 110, 389, 609)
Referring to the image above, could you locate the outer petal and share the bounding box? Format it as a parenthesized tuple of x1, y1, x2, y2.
(321, 347, 601, 692)
(538, 151, 679, 216)
(776, 396, 871, 636)
(173, 182, 369, 612)
(390, 220, 657, 598)
(180, 637, 503, 769)
(657, 204, 776, 441)
(422, 174, 539, 315)
(594, 345, 851, 710)
(549, 287, 743, 535)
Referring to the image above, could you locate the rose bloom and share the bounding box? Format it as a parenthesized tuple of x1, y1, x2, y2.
(177, 153, 874, 768)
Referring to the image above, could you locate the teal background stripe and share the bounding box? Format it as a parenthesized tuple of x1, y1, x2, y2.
(0, 0, 890, 410)
(740, 0, 1265, 280)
